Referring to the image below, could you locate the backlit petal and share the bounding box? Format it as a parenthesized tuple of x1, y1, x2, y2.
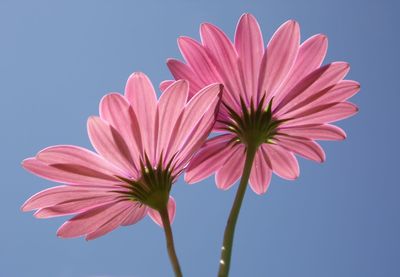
(235, 13, 264, 103)
(87, 203, 147, 240)
(185, 134, 234, 184)
(57, 201, 131, 239)
(148, 196, 177, 227)
(249, 149, 272, 195)
(99, 93, 143, 166)
(156, 80, 188, 159)
(124, 72, 157, 161)
(215, 145, 246, 190)
(262, 144, 299, 180)
(278, 124, 346, 140)
(276, 136, 325, 162)
(275, 34, 328, 101)
(258, 20, 300, 102)
(87, 116, 137, 177)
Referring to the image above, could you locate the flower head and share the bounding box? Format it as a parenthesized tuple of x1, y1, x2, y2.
(165, 13, 359, 194)
(22, 72, 221, 240)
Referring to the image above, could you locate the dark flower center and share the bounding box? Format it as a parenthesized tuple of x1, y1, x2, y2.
(220, 96, 286, 148)
(115, 154, 175, 211)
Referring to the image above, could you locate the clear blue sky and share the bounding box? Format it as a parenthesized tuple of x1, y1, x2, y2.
(1, 0, 398, 276)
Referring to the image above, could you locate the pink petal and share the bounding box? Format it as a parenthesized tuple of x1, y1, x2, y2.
(87, 203, 147, 240)
(87, 116, 137, 177)
(215, 145, 246, 190)
(258, 20, 300, 102)
(311, 80, 360, 104)
(274, 34, 328, 101)
(174, 87, 222, 170)
(283, 102, 358, 127)
(166, 83, 222, 160)
(167, 59, 204, 97)
(57, 200, 132, 239)
(156, 80, 188, 160)
(178, 36, 220, 84)
(121, 203, 148, 226)
(124, 72, 157, 161)
(185, 134, 234, 184)
(34, 195, 118, 218)
(178, 37, 236, 109)
(234, 13, 264, 104)
(249, 149, 272, 195)
(281, 80, 360, 118)
(148, 196, 177, 227)
(200, 23, 243, 107)
(276, 136, 325, 162)
(159, 80, 174, 92)
(22, 158, 120, 187)
(262, 144, 299, 180)
(99, 93, 143, 167)
(278, 124, 346, 140)
(21, 185, 113, 212)
(176, 37, 243, 122)
(37, 145, 123, 178)
(274, 62, 350, 116)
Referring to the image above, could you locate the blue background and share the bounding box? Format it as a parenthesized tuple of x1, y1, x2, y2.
(1, 0, 398, 276)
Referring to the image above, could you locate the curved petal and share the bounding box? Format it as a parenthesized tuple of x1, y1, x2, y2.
(124, 72, 157, 161)
(86, 203, 147, 240)
(276, 136, 325, 162)
(174, 86, 222, 170)
(87, 116, 137, 177)
(249, 149, 272, 195)
(56, 200, 131, 239)
(167, 59, 204, 97)
(283, 102, 358, 126)
(310, 80, 360, 105)
(215, 145, 246, 190)
(274, 34, 328, 101)
(121, 203, 148, 226)
(200, 23, 243, 107)
(281, 80, 360, 118)
(34, 196, 118, 218)
(235, 13, 264, 103)
(178, 36, 220, 84)
(274, 62, 350, 116)
(21, 185, 114, 212)
(258, 20, 300, 102)
(278, 124, 346, 141)
(159, 80, 175, 92)
(148, 196, 177, 227)
(156, 80, 188, 159)
(262, 144, 299, 180)
(99, 93, 143, 166)
(185, 134, 234, 184)
(22, 158, 120, 187)
(37, 145, 123, 178)
(166, 83, 222, 161)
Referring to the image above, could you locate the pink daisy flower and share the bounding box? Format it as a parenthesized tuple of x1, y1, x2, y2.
(164, 13, 359, 276)
(164, 13, 360, 194)
(22, 72, 221, 241)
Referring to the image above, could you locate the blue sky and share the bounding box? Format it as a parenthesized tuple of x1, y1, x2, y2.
(1, 0, 399, 276)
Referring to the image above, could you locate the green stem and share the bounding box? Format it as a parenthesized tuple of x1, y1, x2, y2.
(159, 207, 183, 277)
(218, 143, 258, 277)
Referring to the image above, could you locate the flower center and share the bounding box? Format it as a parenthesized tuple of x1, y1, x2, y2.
(116, 155, 175, 211)
(221, 96, 285, 148)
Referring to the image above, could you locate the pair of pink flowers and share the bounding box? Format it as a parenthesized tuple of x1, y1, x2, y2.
(22, 13, 359, 276)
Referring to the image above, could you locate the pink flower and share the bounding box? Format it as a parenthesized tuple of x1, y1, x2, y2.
(164, 13, 359, 194)
(22, 72, 221, 240)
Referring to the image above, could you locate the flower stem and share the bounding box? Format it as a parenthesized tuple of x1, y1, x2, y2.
(218, 143, 258, 277)
(159, 207, 183, 277)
